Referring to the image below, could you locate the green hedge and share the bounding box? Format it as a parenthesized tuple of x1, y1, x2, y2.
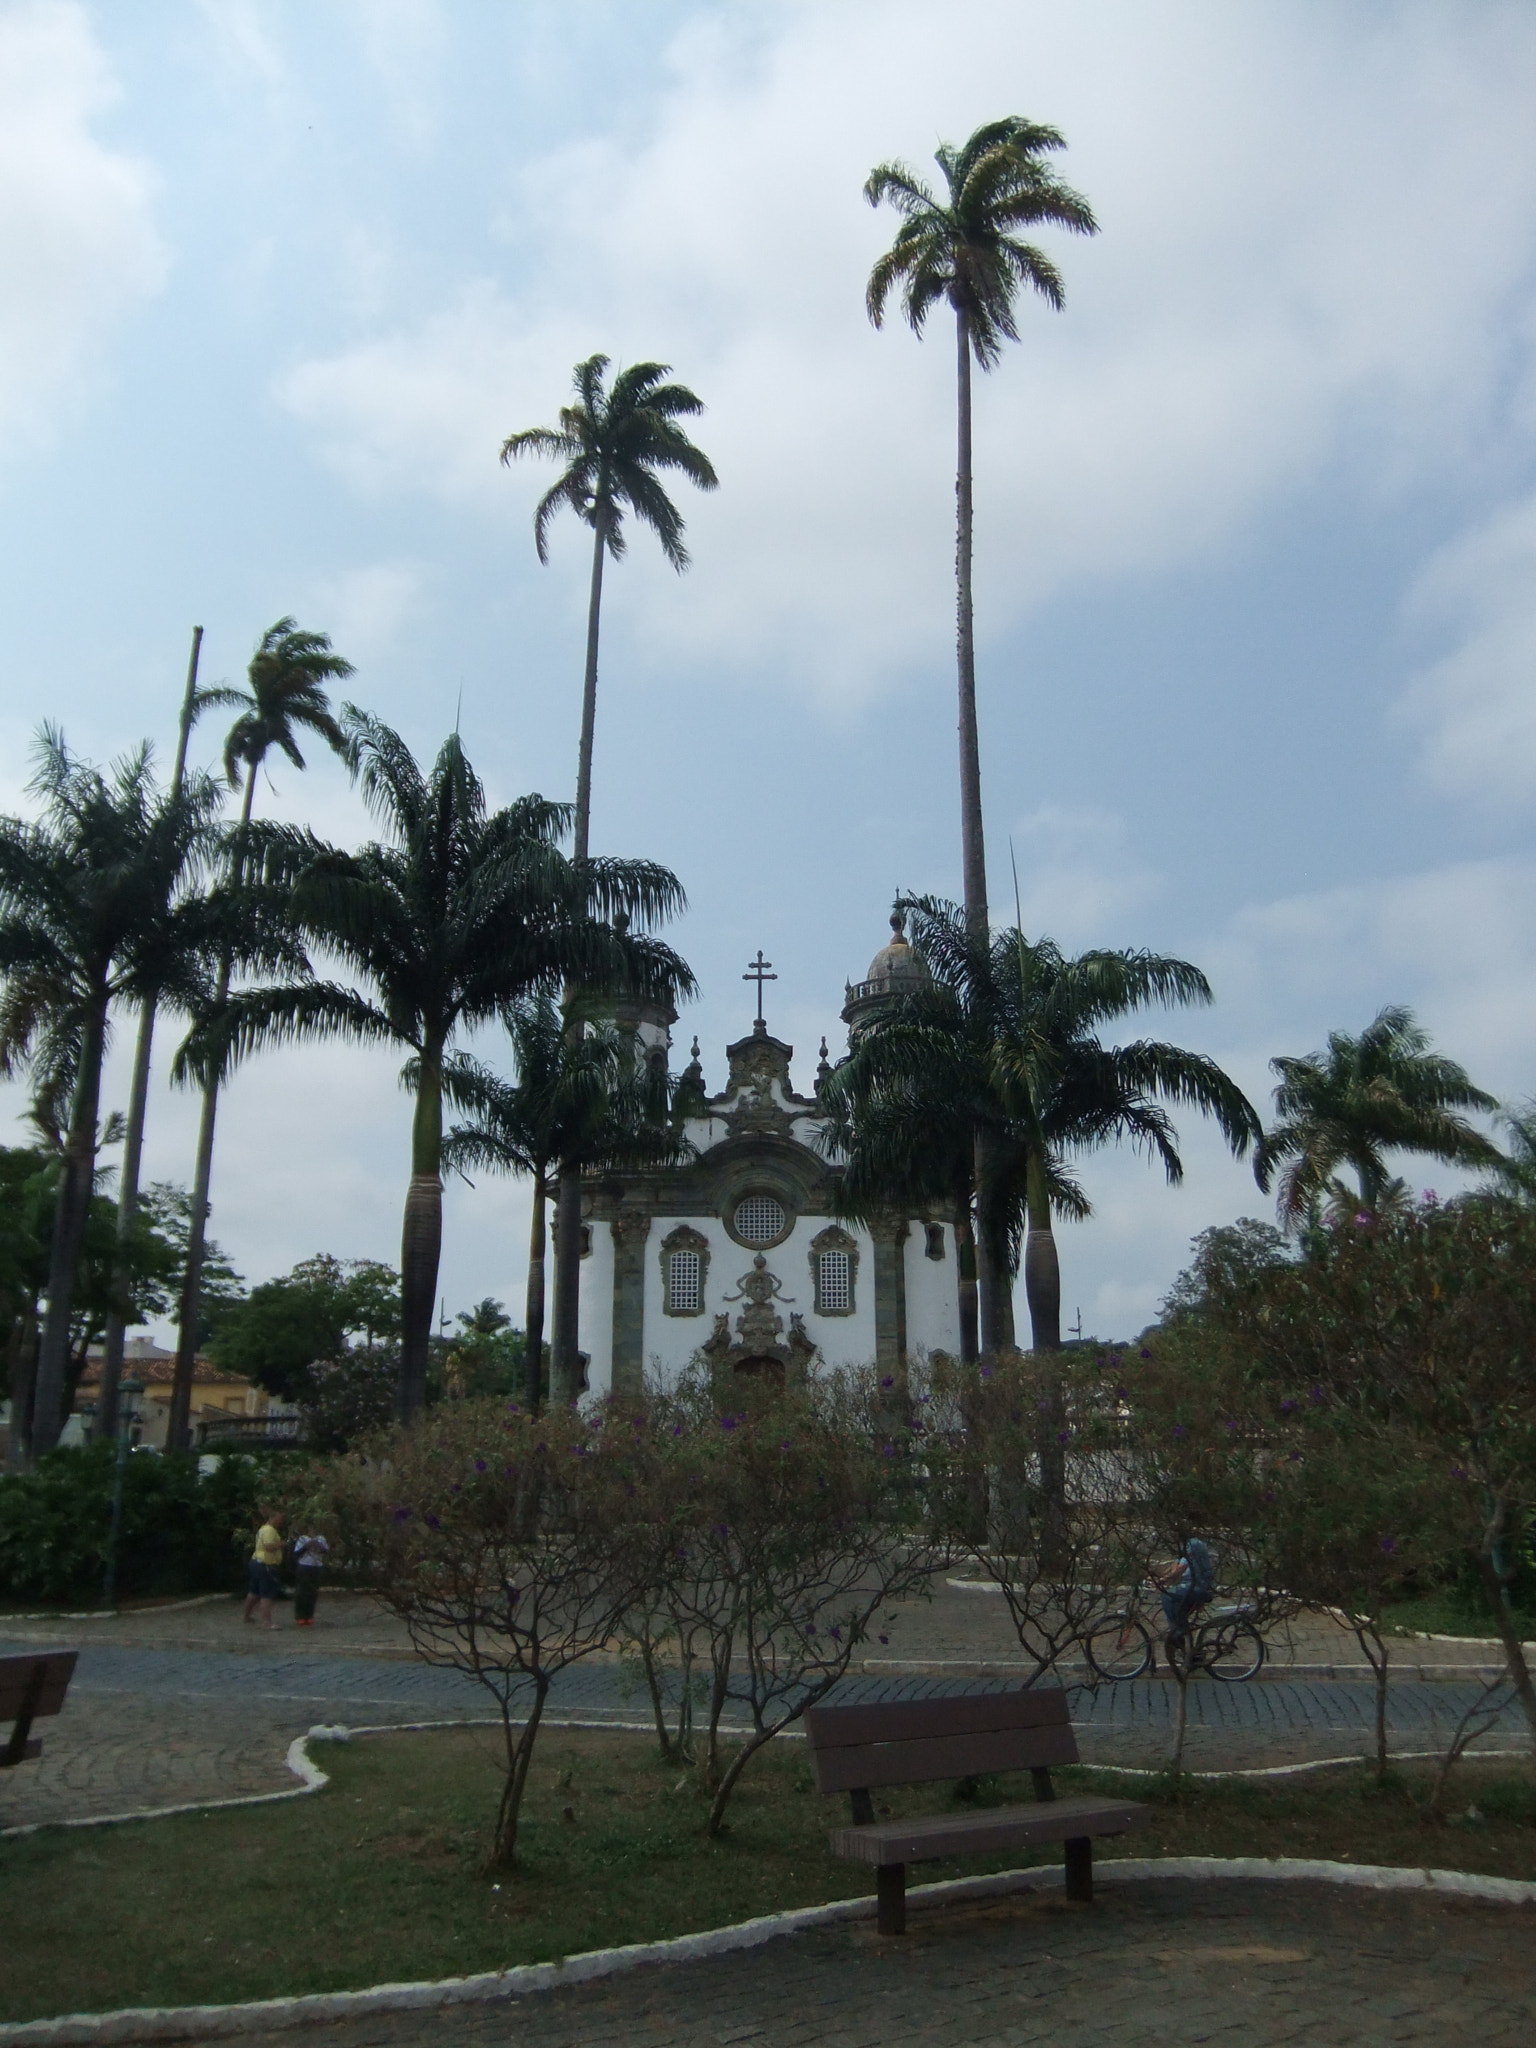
(0, 1446, 284, 1605)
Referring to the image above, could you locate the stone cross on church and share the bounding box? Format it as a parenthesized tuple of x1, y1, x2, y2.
(742, 949, 777, 1027)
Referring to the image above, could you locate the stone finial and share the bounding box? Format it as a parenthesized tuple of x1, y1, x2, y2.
(815, 1035, 832, 1088)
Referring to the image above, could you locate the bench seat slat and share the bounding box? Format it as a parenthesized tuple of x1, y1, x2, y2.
(829, 1793, 1146, 1867)
(812, 1721, 1078, 1792)
(804, 1688, 1069, 1750)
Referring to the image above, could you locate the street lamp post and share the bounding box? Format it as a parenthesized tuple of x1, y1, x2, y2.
(101, 1373, 144, 1611)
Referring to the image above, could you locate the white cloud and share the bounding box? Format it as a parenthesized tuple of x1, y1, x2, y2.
(1399, 492, 1536, 802)
(0, 1, 167, 453)
(1008, 803, 1163, 950)
(276, 0, 1536, 701)
(302, 559, 427, 668)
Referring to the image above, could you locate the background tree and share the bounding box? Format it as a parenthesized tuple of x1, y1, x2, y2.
(169, 618, 353, 1450)
(441, 994, 694, 1410)
(182, 712, 693, 1420)
(0, 733, 226, 1456)
(865, 122, 1095, 1344)
(501, 355, 717, 1401)
(1253, 1004, 1500, 1227)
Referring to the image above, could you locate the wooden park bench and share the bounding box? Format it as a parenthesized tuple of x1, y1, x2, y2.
(0, 1651, 78, 1770)
(804, 1687, 1145, 1935)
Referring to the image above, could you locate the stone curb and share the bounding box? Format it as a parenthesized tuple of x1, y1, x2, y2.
(859, 1657, 1511, 1682)
(2, 1856, 1532, 2045)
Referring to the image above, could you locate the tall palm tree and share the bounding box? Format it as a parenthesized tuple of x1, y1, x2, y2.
(822, 897, 1260, 1351)
(179, 712, 694, 1420)
(865, 119, 1096, 1346)
(1254, 1006, 1500, 1226)
(98, 628, 250, 1441)
(167, 619, 352, 1449)
(440, 997, 694, 1411)
(501, 357, 717, 1401)
(0, 732, 227, 1456)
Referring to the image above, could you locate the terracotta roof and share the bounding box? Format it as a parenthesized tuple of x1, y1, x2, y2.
(76, 1357, 250, 1388)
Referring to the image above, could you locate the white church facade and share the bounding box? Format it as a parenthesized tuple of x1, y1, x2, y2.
(576, 916, 964, 1398)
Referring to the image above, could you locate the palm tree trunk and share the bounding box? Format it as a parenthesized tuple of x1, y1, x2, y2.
(954, 308, 987, 936)
(955, 308, 1005, 1355)
(1022, 1153, 1062, 1350)
(955, 1207, 979, 1364)
(33, 1000, 108, 1457)
(96, 997, 155, 1444)
(398, 1043, 444, 1421)
(524, 1174, 547, 1413)
(168, 763, 257, 1451)
(1023, 1150, 1067, 1563)
(99, 627, 203, 1444)
(551, 510, 608, 1405)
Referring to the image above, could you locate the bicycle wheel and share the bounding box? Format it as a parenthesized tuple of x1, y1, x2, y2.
(1085, 1613, 1153, 1681)
(1204, 1618, 1265, 1682)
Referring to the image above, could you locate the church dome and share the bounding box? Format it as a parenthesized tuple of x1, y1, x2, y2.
(841, 908, 930, 1041)
(862, 909, 925, 992)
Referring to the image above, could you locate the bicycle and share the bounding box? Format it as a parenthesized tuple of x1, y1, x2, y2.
(1083, 1595, 1266, 1683)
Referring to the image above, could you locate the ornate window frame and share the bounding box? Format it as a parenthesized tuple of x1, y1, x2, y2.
(722, 1185, 796, 1250)
(660, 1224, 711, 1317)
(809, 1225, 859, 1318)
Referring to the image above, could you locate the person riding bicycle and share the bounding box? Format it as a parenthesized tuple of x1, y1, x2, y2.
(1155, 1536, 1216, 1648)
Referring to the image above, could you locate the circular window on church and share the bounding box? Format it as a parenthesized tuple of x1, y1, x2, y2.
(732, 1193, 787, 1245)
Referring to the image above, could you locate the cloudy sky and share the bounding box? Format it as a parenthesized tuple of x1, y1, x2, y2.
(3, 0, 1535, 1341)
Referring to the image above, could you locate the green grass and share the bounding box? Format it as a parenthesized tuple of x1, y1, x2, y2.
(2, 1727, 1533, 2023)
(1382, 1590, 1536, 1640)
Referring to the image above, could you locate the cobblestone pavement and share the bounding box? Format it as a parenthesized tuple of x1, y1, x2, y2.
(186, 1880, 1536, 2048)
(2, 1635, 1525, 1831)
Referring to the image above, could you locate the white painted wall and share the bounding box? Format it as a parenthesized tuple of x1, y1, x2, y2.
(905, 1222, 962, 1358)
(578, 1218, 616, 1398)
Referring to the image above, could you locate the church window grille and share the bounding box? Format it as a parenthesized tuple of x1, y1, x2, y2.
(733, 1194, 786, 1244)
(660, 1225, 710, 1316)
(668, 1250, 701, 1313)
(818, 1251, 851, 1313)
(809, 1226, 858, 1316)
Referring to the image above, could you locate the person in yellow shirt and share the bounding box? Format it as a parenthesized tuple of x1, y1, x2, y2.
(242, 1510, 285, 1629)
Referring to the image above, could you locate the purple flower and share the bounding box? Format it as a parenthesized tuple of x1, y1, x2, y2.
(880, 1375, 894, 1389)
(805, 1624, 818, 1637)
(1139, 1347, 1152, 1360)
(829, 1626, 842, 1641)
(570, 1444, 585, 1456)
(1057, 1431, 1070, 1444)
(507, 1403, 520, 1414)
(1280, 1398, 1297, 1414)
(1450, 1465, 1468, 1480)
(1380, 1536, 1397, 1554)
(1224, 1420, 1239, 1434)
(721, 1415, 738, 1432)
(780, 1438, 792, 1450)
(1172, 1423, 1186, 1437)
(671, 1423, 683, 1436)
(392, 1506, 412, 1523)
(713, 1522, 729, 1538)
(878, 1633, 890, 1646)
(1355, 1211, 1372, 1227)
(1262, 1490, 1276, 1504)
(1116, 1387, 1129, 1401)
(425, 1513, 441, 1530)
(1422, 1188, 1440, 1207)
(474, 1458, 487, 1473)
(1309, 1386, 1325, 1406)
(883, 1443, 895, 1458)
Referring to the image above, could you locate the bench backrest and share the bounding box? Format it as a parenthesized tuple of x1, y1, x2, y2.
(803, 1688, 1078, 1795)
(0, 1651, 79, 1722)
